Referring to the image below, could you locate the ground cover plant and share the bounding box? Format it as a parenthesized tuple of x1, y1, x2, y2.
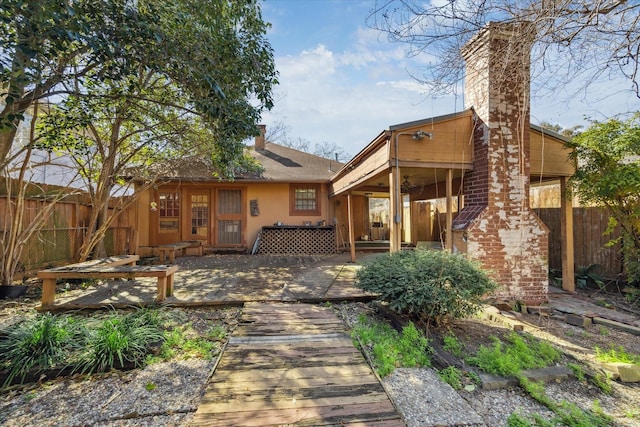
(0, 306, 229, 388)
(76, 307, 165, 374)
(595, 345, 640, 365)
(351, 314, 432, 377)
(465, 331, 613, 426)
(355, 249, 498, 325)
(0, 312, 83, 386)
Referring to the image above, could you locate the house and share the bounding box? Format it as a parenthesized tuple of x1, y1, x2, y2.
(133, 126, 343, 256)
(132, 22, 576, 305)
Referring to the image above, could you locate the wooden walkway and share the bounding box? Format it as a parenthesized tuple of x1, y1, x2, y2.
(192, 302, 404, 426)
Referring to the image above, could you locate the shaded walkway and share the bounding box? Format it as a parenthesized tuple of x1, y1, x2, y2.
(191, 302, 404, 426)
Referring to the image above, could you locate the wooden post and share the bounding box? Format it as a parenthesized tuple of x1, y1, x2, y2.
(560, 177, 575, 292)
(389, 168, 401, 252)
(446, 169, 453, 252)
(156, 276, 167, 302)
(41, 278, 57, 307)
(347, 192, 356, 262)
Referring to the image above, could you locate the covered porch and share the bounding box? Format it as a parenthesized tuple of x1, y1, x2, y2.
(329, 111, 578, 294)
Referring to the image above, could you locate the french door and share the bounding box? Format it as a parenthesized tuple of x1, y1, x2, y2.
(188, 188, 244, 247)
(190, 193, 209, 239)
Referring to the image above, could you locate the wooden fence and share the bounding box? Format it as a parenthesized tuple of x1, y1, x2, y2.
(434, 207, 623, 279)
(534, 207, 623, 279)
(1, 197, 133, 274)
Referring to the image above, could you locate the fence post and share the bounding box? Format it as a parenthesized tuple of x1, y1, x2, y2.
(560, 177, 575, 292)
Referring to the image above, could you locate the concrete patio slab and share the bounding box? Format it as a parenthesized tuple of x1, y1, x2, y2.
(48, 253, 376, 310)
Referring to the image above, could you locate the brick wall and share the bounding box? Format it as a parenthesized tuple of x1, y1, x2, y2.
(455, 22, 549, 305)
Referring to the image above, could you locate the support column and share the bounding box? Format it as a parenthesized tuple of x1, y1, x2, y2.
(560, 177, 575, 292)
(389, 168, 401, 252)
(347, 192, 356, 262)
(446, 169, 453, 252)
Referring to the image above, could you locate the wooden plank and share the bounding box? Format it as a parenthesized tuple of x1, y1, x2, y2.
(210, 364, 376, 382)
(38, 264, 178, 279)
(560, 177, 575, 292)
(233, 326, 345, 336)
(192, 402, 402, 427)
(217, 354, 366, 371)
(200, 383, 388, 404)
(207, 374, 380, 391)
(197, 389, 391, 412)
(194, 302, 403, 426)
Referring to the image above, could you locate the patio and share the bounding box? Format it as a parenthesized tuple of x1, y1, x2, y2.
(44, 253, 376, 311)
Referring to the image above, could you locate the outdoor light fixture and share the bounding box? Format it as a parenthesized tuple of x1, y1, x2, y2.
(412, 130, 433, 140)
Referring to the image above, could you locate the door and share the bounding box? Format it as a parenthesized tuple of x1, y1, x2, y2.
(216, 189, 243, 246)
(190, 193, 209, 240)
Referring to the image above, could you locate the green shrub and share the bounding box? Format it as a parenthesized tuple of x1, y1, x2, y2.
(438, 366, 463, 389)
(356, 250, 497, 324)
(442, 332, 464, 357)
(467, 332, 560, 377)
(0, 313, 83, 386)
(78, 307, 165, 374)
(351, 315, 431, 377)
(595, 345, 640, 364)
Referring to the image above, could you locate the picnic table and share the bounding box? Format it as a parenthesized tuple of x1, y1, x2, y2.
(37, 255, 178, 308)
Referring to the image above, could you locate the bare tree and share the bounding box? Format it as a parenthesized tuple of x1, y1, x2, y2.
(367, 1, 640, 99)
(0, 103, 82, 284)
(265, 120, 351, 161)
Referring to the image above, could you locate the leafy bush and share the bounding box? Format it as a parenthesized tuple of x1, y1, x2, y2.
(438, 366, 463, 390)
(595, 344, 640, 364)
(442, 332, 464, 357)
(356, 250, 498, 324)
(78, 307, 165, 374)
(467, 332, 561, 377)
(351, 315, 431, 377)
(0, 313, 83, 385)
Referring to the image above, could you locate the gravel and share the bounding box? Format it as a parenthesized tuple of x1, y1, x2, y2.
(0, 359, 214, 427)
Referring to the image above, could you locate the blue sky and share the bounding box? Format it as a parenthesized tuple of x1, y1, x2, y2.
(260, 0, 639, 157)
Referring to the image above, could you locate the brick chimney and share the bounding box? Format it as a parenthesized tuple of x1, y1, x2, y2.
(255, 124, 266, 150)
(452, 22, 549, 305)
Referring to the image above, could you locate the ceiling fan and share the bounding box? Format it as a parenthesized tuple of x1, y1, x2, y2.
(401, 176, 414, 193)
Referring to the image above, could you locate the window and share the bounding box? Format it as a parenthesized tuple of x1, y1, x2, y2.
(159, 192, 179, 231)
(290, 184, 320, 216)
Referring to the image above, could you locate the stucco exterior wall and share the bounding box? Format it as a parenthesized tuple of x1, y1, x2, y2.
(134, 182, 335, 252)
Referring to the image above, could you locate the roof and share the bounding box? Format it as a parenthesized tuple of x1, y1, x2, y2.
(135, 142, 343, 183)
(249, 142, 342, 181)
(388, 110, 474, 131)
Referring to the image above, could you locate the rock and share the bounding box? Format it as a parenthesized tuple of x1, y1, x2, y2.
(602, 362, 640, 382)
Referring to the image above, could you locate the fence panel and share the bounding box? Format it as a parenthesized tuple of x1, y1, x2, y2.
(104, 227, 133, 256)
(17, 228, 85, 270)
(433, 207, 622, 279)
(534, 207, 622, 279)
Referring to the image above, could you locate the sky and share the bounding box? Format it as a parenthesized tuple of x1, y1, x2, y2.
(259, 0, 640, 158)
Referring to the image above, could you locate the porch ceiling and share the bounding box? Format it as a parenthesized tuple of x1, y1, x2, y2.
(345, 167, 466, 197)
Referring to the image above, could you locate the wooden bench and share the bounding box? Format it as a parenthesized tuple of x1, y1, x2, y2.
(158, 240, 203, 264)
(37, 255, 178, 308)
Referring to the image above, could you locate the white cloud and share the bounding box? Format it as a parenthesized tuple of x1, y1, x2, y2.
(262, 26, 461, 156)
(278, 45, 336, 80)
